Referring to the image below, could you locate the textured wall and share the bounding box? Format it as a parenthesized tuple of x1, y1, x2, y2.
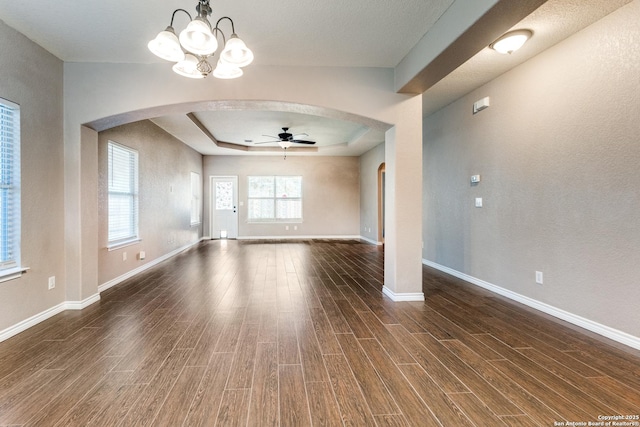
(423, 1, 640, 337)
(202, 156, 360, 238)
(0, 20, 65, 331)
(359, 143, 385, 243)
(98, 120, 203, 285)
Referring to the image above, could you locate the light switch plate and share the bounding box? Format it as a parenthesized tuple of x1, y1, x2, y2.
(475, 198, 483, 208)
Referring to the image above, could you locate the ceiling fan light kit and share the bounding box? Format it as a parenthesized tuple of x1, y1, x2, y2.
(256, 127, 317, 159)
(148, 0, 253, 79)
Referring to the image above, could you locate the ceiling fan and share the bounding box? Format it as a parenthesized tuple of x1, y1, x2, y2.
(255, 127, 316, 148)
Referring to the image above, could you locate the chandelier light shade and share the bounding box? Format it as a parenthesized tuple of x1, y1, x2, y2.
(173, 54, 204, 79)
(147, 27, 185, 62)
(490, 29, 533, 54)
(148, 0, 253, 79)
(221, 35, 254, 67)
(179, 18, 217, 55)
(213, 59, 243, 79)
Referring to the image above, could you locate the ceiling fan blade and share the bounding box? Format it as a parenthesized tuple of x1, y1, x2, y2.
(291, 139, 316, 145)
(254, 140, 280, 145)
(292, 133, 309, 138)
(261, 134, 280, 139)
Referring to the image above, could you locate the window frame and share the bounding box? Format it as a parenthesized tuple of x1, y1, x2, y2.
(0, 97, 21, 279)
(247, 175, 303, 223)
(107, 141, 140, 249)
(190, 171, 201, 226)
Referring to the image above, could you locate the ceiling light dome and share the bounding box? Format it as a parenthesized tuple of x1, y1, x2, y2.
(490, 29, 533, 54)
(148, 27, 185, 62)
(179, 18, 217, 55)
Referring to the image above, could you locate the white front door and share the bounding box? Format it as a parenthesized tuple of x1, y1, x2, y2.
(210, 176, 238, 239)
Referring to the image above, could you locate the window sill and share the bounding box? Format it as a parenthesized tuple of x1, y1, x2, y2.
(0, 267, 30, 284)
(107, 238, 141, 251)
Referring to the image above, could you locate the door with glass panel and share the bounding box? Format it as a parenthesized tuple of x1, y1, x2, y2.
(210, 176, 238, 239)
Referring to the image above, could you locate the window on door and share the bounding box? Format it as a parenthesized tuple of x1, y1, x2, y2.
(248, 176, 302, 222)
(107, 141, 139, 247)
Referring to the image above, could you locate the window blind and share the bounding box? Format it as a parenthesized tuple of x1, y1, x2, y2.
(108, 142, 139, 244)
(0, 99, 20, 273)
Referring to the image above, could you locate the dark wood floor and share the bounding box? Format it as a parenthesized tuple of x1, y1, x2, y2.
(1, 240, 639, 426)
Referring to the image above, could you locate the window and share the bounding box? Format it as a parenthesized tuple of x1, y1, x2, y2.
(248, 176, 302, 222)
(108, 141, 139, 246)
(190, 172, 201, 225)
(0, 98, 20, 275)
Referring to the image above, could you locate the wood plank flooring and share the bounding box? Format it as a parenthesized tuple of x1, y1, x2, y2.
(1, 239, 639, 426)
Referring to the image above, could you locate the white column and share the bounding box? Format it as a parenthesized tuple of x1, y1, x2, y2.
(383, 95, 424, 301)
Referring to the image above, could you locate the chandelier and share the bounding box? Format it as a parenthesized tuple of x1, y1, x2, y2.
(148, 0, 253, 79)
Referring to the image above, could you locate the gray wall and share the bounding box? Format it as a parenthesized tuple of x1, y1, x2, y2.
(423, 1, 640, 337)
(203, 156, 360, 238)
(360, 143, 385, 243)
(0, 20, 66, 331)
(98, 120, 203, 285)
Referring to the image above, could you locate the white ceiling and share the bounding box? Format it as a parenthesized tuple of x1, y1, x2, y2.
(0, 0, 631, 156)
(151, 110, 386, 156)
(0, 0, 454, 67)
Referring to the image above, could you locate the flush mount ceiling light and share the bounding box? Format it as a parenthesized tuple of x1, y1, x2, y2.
(148, 0, 254, 79)
(490, 29, 533, 54)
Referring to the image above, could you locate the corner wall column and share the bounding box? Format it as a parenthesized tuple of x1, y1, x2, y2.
(64, 125, 100, 307)
(383, 95, 424, 301)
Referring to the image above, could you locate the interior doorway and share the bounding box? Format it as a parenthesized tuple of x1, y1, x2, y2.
(377, 163, 385, 244)
(210, 176, 238, 239)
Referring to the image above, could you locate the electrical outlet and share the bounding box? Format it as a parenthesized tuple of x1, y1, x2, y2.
(123, 252, 127, 261)
(535, 271, 543, 285)
(48, 276, 55, 290)
(285, 226, 289, 231)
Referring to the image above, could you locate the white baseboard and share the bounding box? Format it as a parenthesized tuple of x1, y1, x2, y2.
(422, 259, 640, 351)
(382, 286, 425, 302)
(65, 293, 101, 310)
(0, 293, 100, 343)
(237, 235, 362, 241)
(359, 236, 383, 246)
(0, 303, 66, 342)
(98, 239, 203, 293)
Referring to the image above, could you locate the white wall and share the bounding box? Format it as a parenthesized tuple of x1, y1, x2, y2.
(0, 20, 66, 335)
(97, 120, 203, 286)
(203, 155, 360, 239)
(64, 65, 423, 302)
(359, 143, 385, 243)
(423, 1, 640, 339)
